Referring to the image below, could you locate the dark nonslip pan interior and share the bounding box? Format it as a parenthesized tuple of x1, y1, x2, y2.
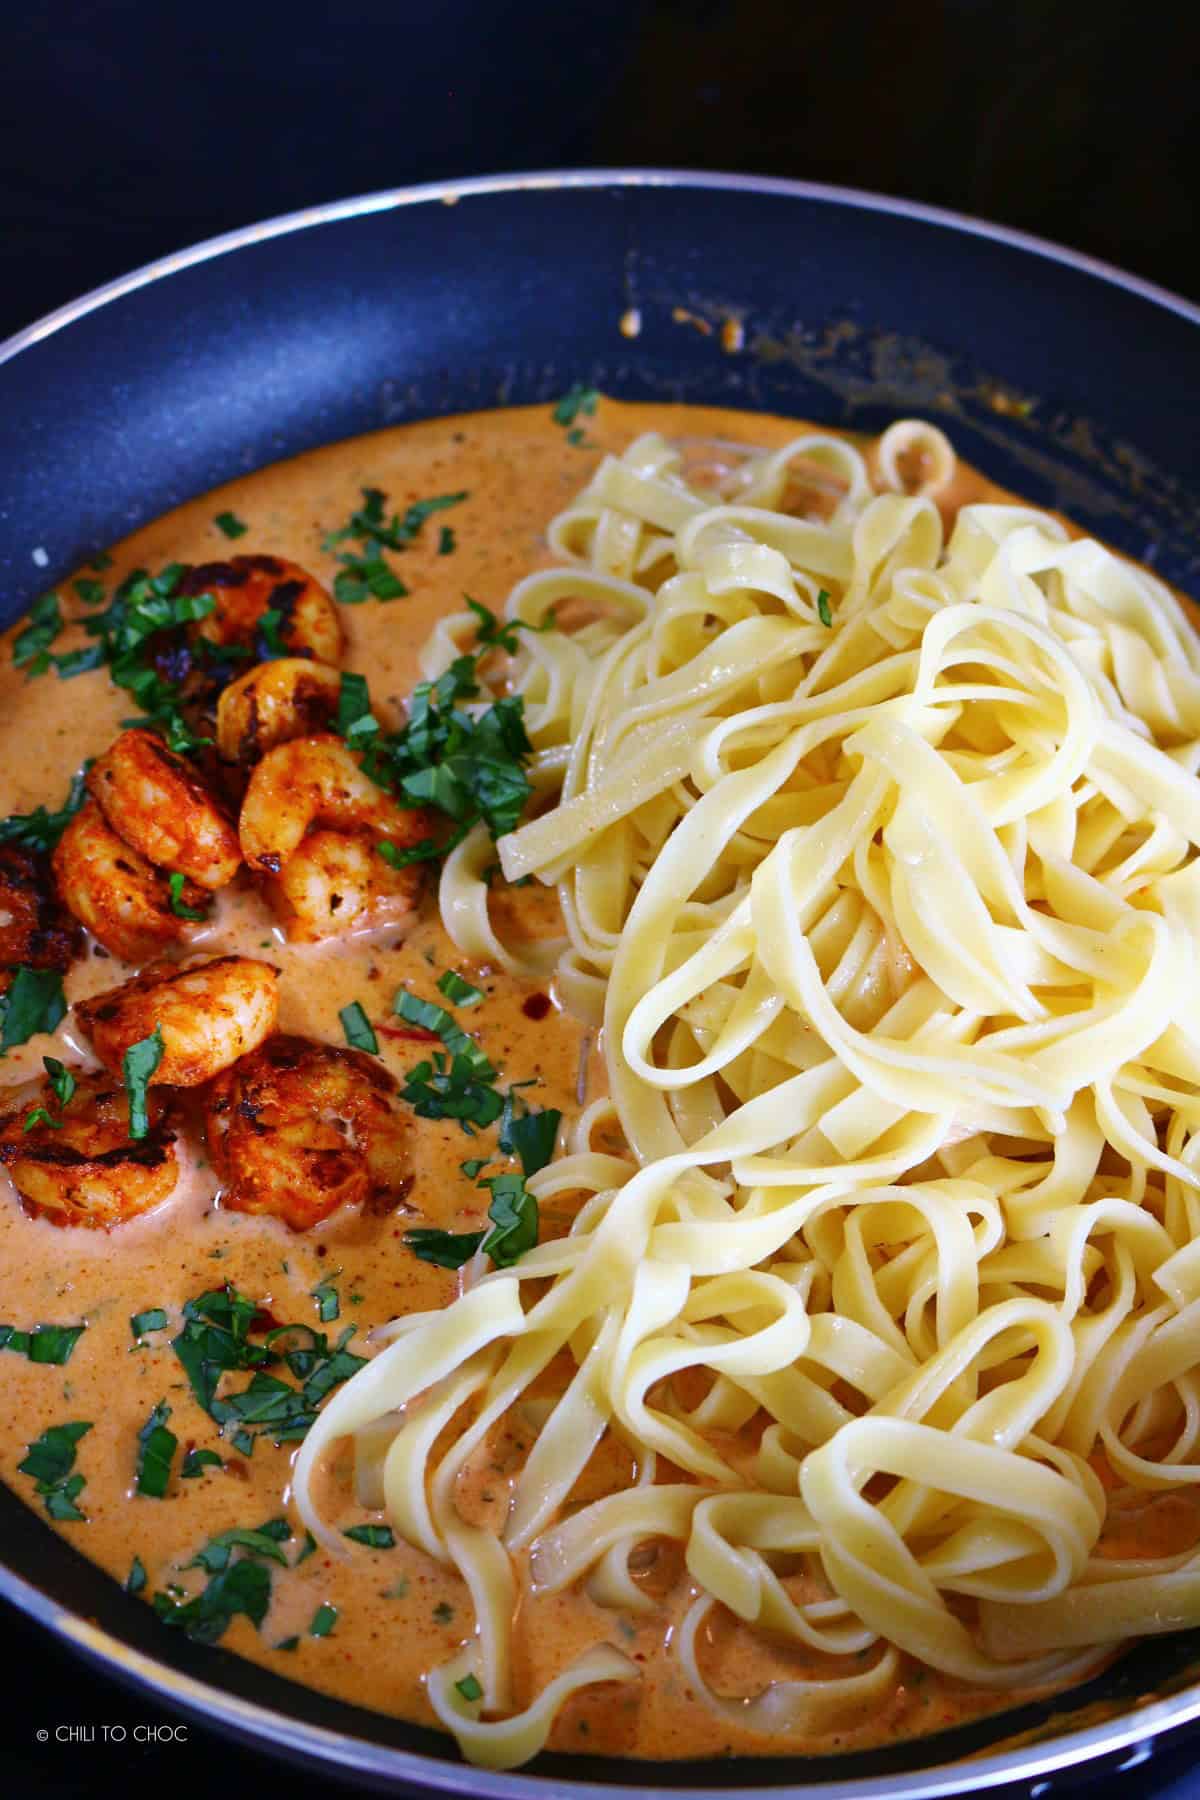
(2, 170, 1200, 1799)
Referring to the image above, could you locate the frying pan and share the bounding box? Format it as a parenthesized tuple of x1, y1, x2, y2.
(2, 170, 1199, 1798)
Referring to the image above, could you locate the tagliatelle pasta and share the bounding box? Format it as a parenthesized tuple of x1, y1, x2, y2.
(284, 418, 1200, 1767)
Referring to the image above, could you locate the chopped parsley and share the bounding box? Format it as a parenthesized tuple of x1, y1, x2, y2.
(170, 1287, 365, 1449)
(310, 1278, 340, 1324)
(130, 1307, 170, 1343)
(499, 1092, 561, 1179)
(122, 1026, 164, 1139)
(465, 595, 548, 656)
(0, 967, 67, 1053)
(433, 1601, 454, 1624)
(400, 1048, 503, 1132)
(460, 1157, 490, 1179)
(438, 526, 456, 556)
(18, 1420, 91, 1522)
(188, 1518, 291, 1572)
(393, 987, 478, 1057)
(13, 592, 64, 672)
(323, 487, 468, 606)
(455, 1673, 483, 1703)
(153, 1556, 271, 1645)
(343, 1523, 395, 1549)
(126, 1555, 147, 1595)
(0, 764, 90, 852)
(135, 1401, 177, 1499)
(168, 871, 208, 920)
(437, 970, 484, 1008)
(75, 563, 219, 753)
(339, 999, 379, 1055)
(180, 1447, 224, 1478)
(309, 1602, 338, 1638)
(214, 511, 249, 540)
(405, 1171, 538, 1271)
(0, 1322, 85, 1365)
(816, 587, 833, 627)
(335, 671, 380, 754)
(255, 607, 287, 659)
(43, 1056, 77, 1110)
(552, 385, 599, 428)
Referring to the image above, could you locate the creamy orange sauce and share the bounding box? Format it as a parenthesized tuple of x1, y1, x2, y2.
(1, 401, 1193, 1763)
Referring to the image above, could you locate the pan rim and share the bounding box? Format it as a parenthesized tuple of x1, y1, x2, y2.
(1, 166, 1198, 375)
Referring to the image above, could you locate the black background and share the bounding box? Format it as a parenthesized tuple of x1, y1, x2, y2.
(3, 3, 1200, 1795)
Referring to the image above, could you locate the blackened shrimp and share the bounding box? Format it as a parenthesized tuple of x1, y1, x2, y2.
(201, 1034, 412, 1230)
(0, 846, 80, 973)
(51, 801, 209, 961)
(76, 956, 278, 1087)
(0, 1074, 177, 1228)
(216, 657, 342, 764)
(181, 555, 343, 666)
(87, 728, 241, 889)
(237, 734, 433, 940)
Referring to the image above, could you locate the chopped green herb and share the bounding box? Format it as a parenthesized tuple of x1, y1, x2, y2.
(0, 764, 90, 852)
(0, 1322, 85, 1365)
(406, 1170, 539, 1271)
(13, 592, 64, 672)
(188, 1518, 291, 1573)
(214, 511, 249, 540)
(566, 426, 588, 448)
(400, 1049, 504, 1132)
(437, 970, 484, 1009)
(296, 1530, 318, 1565)
(21, 1107, 60, 1133)
(437, 526, 456, 556)
(339, 1000, 379, 1056)
(122, 1025, 164, 1139)
(126, 1555, 147, 1595)
(499, 1093, 561, 1179)
(255, 607, 287, 658)
(274, 1635, 300, 1652)
(335, 671, 381, 753)
(0, 967, 67, 1052)
(168, 871, 208, 920)
(309, 1602, 338, 1638)
(455, 1673, 483, 1703)
(393, 988, 478, 1058)
(135, 1401, 177, 1499)
(433, 1601, 454, 1624)
(323, 488, 467, 607)
(816, 588, 833, 627)
(130, 1307, 169, 1342)
(18, 1420, 92, 1522)
(311, 1279, 340, 1324)
(460, 1157, 491, 1179)
(343, 1523, 396, 1549)
(403, 1227, 486, 1270)
(465, 595, 550, 656)
(153, 1556, 272, 1645)
(76, 562, 218, 753)
(552, 385, 599, 428)
(73, 578, 107, 605)
(170, 1287, 274, 1415)
(180, 1447, 223, 1479)
(89, 551, 114, 571)
(43, 1056, 77, 1110)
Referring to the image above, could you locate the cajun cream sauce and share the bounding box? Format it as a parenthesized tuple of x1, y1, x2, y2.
(0, 402, 1192, 1763)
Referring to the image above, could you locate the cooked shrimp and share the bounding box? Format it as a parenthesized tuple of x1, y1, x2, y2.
(202, 1034, 412, 1230)
(0, 1074, 177, 1229)
(181, 555, 343, 665)
(0, 846, 79, 972)
(52, 800, 209, 961)
(239, 734, 432, 870)
(216, 657, 342, 764)
(237, 734, 432, 939)
(268, 829, 425, 942)
(87, 728, 241, 889)
(75, 956, 279, 1087)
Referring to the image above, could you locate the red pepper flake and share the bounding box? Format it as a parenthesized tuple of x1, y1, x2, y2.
(377, 1022, 439, 1043)
(522, 993, 552, 1021)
